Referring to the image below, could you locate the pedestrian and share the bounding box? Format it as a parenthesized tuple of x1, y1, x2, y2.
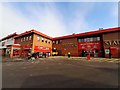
(45, 53, 46, 58)
(48, 53, 51, 57)
(68, 52, 71, 58)
(29, 53, 35, 62)
(81, 50, 84, 57)
(27, 51, 31, 60)
(109, 52, 112, 59)
(43, 52, 46, 58)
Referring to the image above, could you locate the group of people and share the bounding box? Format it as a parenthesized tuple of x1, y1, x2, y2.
(27, 50, 112, 60)
(27, 52, 50, 60)
(81, 50, 93, 57)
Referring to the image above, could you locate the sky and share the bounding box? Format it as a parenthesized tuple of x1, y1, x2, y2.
(0, 1, 118, 39)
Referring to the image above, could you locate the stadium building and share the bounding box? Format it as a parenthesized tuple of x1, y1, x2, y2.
(0, 27, 120, 58)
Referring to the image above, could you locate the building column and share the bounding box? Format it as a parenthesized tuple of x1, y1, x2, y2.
(10, 46, 13, 58)
(31, 34, 35, 53)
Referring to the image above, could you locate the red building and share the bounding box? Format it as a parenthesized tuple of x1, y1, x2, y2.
(0, 33, 21, 58)
(1, 27, 120, 58)
(14, 30, 52, 58)
(53, 27, 120, 58)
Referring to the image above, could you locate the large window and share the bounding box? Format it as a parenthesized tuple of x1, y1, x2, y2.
(26, 37, 28, 40)
(78, 37, 100, 42)
(93, 37, 97, 41)
(90, 38, 93, 42)
(56, 41, 58, 44)
(97, 37, 100, 41)
(21, 38, 23, 42)
(29, 36, 32, 40)
(78, 38, 84, 42)
(86, 38, 90, 42)
(24, 37, 26, 41)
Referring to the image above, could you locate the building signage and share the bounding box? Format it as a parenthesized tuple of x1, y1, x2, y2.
(34, 46, 51, 52)
(78, 42, 101, 50)
(105, 49, 109, 54)
(23, 45, 32, 49)
(62, 43, 77, 48)
(104, 40, 120, 45)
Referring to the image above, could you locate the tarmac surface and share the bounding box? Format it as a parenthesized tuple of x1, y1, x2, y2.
(2, 56, 119, 88)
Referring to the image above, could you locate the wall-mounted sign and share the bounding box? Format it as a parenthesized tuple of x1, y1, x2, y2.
(34, 46, 51, 52)
(105, 49, 109, 54)
(78, 41, 101, 50)
(24, 45, 32, 50)
(62, 43, 77, 48)
(104, 40, 120, 46)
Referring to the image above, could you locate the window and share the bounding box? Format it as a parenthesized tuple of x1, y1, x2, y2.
(56, 41, 58, 44)
(26, 37, 28, 41)
(93, 37, 97, 41)
(21, 38, 23, 42)
(29, 36, 32, 40)
(42, 38, 44, 42)
(45, 40, 47, 43)
(53, 41, 55, 44)
(78, 39, 81, 42)
(81, 39, 84, 42)
(90, 38, 93, 42)
(24, 37, 25, 41)
(2, 42, 5, 46)
(86, 38, 90, 42)
(97, 37, 100, 41)
(60, 40, 62, 43)
(37, 36, 40, 41)
(79, 38, 85, 42)
(84, 38, 87, 42)
(48, 41, 50, 44)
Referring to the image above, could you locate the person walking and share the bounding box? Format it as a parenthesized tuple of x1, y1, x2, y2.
(109, 47, 112, 59)
(27, 51, 31, 60)
(68, 52, 71, 58)
(109, 52, 112, 59)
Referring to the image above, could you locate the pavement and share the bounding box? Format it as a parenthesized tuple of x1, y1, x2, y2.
(48, 56, 120, 63)
(2, 56, 119, 88)
(2, 56, 120, 63)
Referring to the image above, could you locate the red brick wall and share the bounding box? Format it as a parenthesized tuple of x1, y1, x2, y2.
(15, 34, 33, 57)
(102, 31, 120, 58)
(53, 38, 78, 56)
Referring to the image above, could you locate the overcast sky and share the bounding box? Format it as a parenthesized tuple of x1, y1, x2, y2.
(0, 1, 118, 39)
